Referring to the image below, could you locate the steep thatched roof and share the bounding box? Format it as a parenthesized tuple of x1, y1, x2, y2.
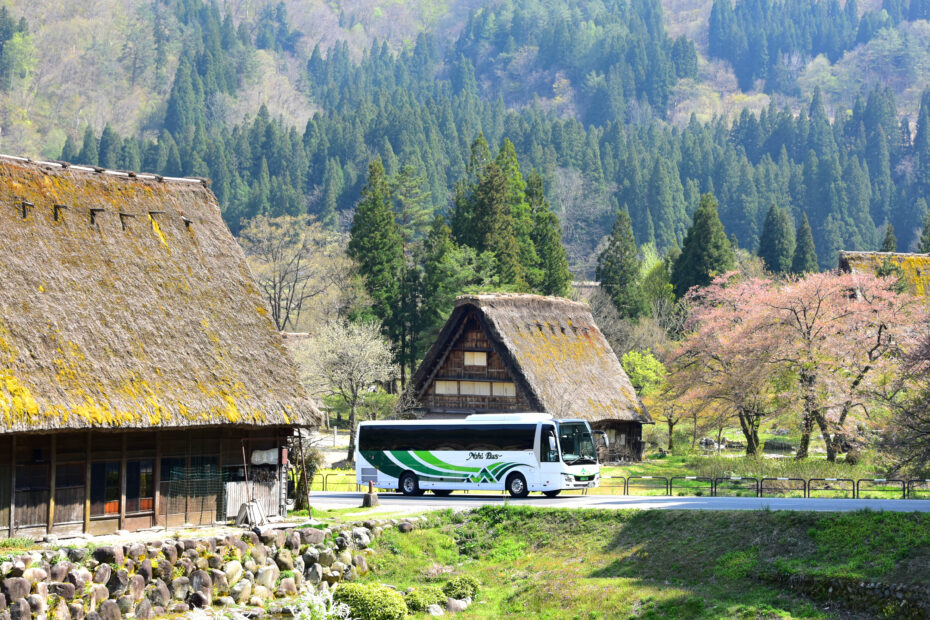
(0, 155, 320, 433)
(413, 294, 652, 424)
(838, 251, 930, 297)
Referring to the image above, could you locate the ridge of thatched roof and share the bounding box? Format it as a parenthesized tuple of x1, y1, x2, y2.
(838, 251, 930, 297)
(414, 293, 651, 424)
(0, 155, 321, 433)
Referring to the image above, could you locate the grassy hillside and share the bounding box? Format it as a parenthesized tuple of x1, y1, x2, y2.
(364, 506, 930, 618)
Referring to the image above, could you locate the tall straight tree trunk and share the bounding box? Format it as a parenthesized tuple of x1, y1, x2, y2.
(814, 412, 838, 462)
(796, 412, 813, 459)
(796, 371, 817, 459)
(737, 409, 760, 456)
(667, 419, 676, 451)
(347, 401, 358, 463)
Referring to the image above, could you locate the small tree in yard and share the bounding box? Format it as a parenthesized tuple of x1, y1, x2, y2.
(292, 320, 397, 463)
(622, 350, 681, 450)
(669, 274, 780, 455)
(239, 214, 351, 330)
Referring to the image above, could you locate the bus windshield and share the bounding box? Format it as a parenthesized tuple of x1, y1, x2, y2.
(558, 422, 597, 465)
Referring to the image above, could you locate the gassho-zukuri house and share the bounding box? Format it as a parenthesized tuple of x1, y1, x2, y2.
(0, 155, 320, 538)
(411, 294, 653, 459)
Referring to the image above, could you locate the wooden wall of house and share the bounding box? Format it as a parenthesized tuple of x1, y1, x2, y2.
(421, 313, 533, 414)
(0, 426, 290, 537)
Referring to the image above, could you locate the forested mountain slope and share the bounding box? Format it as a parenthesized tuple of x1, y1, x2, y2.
(2, 0, 930, 275)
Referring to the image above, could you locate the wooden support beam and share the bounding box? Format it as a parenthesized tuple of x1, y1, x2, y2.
(153, 433, 162, 527)
(9, 435, 15, 538)
(119, 433, 127, 531)
(48, 434, 57, 534)
(83, 432, 91, 534)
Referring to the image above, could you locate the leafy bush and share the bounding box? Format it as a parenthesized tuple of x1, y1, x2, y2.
(442, 575, 480, 600)
(332, 583, 406, 620)
(714, 548, 759, 580)
(404, 585, 446, 612)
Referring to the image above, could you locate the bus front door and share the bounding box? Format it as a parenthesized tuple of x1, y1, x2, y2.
(538, 424, 562, 490)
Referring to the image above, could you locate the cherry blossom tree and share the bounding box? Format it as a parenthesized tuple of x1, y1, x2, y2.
(671, 270, 923, 461)
(669, 274, 780, 455)
(761, 272, 923, 461)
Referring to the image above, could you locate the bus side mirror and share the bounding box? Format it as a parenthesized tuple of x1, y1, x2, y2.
(547, 435, 556, 451)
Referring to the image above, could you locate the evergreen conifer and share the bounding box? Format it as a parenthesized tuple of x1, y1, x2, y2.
(348, 158, 405, 331)
(527, 171, 571, 296)
(77, 126, 98, 166)
(597, 209, 648, 319)
(917, 201, 930, 253)
(791, 213, 819, 274)
(757, 204, 796, 273)
(881, 222, 898, 252)
(671, 193, 735, 297)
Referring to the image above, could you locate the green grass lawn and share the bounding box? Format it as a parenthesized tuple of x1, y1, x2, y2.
(361, 507, 930, 619)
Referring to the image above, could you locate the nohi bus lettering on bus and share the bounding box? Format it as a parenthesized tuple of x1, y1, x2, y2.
(355, 413, 600, 497)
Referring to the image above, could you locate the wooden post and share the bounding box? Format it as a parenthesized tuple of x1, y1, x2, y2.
(83, 432, 91, 534)
(298, 429, 312, 519)
(9, 435, 16, 538)
(47, 434, 57, 534)
(216, 432, 224, 525)
(119, 433, 127, 531)
(153, 432, 162, 526)
(240, 441, 252, 504)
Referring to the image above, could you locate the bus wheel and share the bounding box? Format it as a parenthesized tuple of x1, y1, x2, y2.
(542, 490, 561, 498)
(400, 472, 421, 496)
(506, 473, 529, 498)
(432, 489, 453, 497)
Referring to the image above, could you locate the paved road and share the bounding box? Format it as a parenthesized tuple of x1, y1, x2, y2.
(310, 491, 930, 513)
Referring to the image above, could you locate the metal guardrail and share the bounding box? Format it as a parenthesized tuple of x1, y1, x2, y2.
(670, 476, 714, 496)
(807, 478, 855, 499)
(625, 476, 669, 495)
(713, 476, 760, 497)
(906, 479, 930, 499)
(309, 473, 930, 501)
(856, 478, 906, 499)
(323, 473, 361, 492)
(760, 477, 807, 498)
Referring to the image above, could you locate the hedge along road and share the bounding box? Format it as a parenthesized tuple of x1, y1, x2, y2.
(310, 492, 930, 513)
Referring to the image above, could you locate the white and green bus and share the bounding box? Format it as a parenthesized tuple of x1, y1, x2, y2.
(355, 413, 601, 498)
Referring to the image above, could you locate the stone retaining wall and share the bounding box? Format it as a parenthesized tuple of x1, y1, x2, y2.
(775, 572, 930, 619)
(0, 517, 421, 620)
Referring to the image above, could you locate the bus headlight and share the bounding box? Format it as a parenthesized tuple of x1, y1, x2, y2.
(562, 474, 573, 484)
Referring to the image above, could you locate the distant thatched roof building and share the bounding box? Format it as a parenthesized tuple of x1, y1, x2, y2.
(838, 251, 930, 297)
(412, 294, 651, 457)
(0, 155, 320, 433)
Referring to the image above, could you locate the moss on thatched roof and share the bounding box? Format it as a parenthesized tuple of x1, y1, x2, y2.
(0, 156, 320, 433)
(414, 293, 651, 424)
(838, 251, 930, 297)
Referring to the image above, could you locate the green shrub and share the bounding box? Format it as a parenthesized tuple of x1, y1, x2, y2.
(442, 575, 480, 600)
(332, 583, 406, 620)
(404, 585, 446, 612)
(714, 548, 759, 580)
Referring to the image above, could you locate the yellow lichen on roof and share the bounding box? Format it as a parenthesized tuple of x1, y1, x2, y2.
(0, 157, 321, 432)
(839, 251, 930, 297)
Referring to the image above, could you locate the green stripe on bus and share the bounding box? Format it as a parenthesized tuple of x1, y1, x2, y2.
(412, 451, 481, 473)
(493, 463, 520, 480)
(360, 451, 405, 479)
(391, 451, 470, 479)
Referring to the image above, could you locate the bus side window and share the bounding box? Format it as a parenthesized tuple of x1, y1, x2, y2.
(541, 426, 559, 462)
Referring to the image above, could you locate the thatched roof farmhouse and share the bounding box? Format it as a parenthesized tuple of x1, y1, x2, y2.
(0, 155, 320, 536)
(412, 294, 652, 458)
(838, 251, 930, 297)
